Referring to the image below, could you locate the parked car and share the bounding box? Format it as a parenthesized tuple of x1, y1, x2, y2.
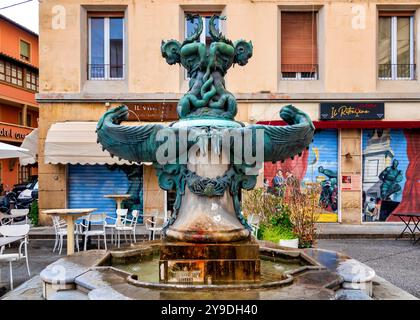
(17, 179, 39, 212)
(12, 177, 37, 197)
(31, 182, 38, 200)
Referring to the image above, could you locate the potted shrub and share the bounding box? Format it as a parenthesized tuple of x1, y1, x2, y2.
(286, 185, 321, 248)
(259, 225, 299, 248)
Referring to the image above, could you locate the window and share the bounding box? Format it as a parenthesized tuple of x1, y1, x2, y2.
(0, 58, 38, 90)
(88, 13, 124, 80)
(18, 166, 30, 184)
(25, 70, 38, 91)
(281, 11, 318, 80)
(185, 13, 220, 47)
(378, 12, 415, 80)
(0, 60, 23, 87)
(184, 12, 221, 79)
(20, 40, 30, 61)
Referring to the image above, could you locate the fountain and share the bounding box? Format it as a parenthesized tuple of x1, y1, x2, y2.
(95, 14, 315, 285)
(4, 15, 378, 301)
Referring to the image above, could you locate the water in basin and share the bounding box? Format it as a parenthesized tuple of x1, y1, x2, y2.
(112, 253, 306, 284)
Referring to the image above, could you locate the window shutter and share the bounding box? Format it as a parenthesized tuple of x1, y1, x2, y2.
(379, 11, 414, 17)
(20, 40, 30, 59)
(87, 12, 124, 18)
(281, 12, 317, 72)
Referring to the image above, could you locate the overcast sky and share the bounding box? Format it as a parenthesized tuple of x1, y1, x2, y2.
(0, 0, 39, 34)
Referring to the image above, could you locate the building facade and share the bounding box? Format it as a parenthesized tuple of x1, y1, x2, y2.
(38, 0, 420, 225)
(0, 15, 39, 193)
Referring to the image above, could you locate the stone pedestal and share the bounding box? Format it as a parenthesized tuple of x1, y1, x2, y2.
(165, 145, 250, 243)
(159, 240, 260, 284)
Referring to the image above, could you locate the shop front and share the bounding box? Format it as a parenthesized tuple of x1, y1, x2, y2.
(362, 128, 420, 223)
(0, 122, 36, 192)
(43, 121, 144, 220)
(259, 101, 420, 224)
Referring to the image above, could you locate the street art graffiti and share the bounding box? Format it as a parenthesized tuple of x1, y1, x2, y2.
(362, 129, 420, 222)
(264, 129, 339, 222)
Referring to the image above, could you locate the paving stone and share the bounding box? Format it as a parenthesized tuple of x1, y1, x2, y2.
(335, 289, 372, 300)
(49, 289, 89, 300)
(1, 276, 44, 300)
(88, 286, 132, 300)
(40, 250, 107, 285)
(75, 267, 129, 290)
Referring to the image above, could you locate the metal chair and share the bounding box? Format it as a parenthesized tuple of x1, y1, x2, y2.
(115, 210, 140, 247)
(80, 213, 107, 251)
(145, 211, 168, 241)
(247, 213, 260, 239)
(51, 215, 80, 255)
(0, 224, 30, 290)
(9, 209, 29, 224)
(105, 208, 128, 244)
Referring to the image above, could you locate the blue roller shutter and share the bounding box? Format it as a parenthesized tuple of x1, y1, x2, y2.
(68, 164, 131, 220)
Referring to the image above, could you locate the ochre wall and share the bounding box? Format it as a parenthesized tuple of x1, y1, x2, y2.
(39, 0, 420, 95)
(38, 102, 165, 225)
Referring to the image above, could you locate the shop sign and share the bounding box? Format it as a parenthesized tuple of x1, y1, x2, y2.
(0, 125, 28, 142)
(341, 174, 361, 191)
(125, 102, 178, 121)
(320, 102, 384, 120)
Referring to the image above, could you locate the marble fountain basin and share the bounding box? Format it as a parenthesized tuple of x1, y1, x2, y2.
(4, 240, 378, 300)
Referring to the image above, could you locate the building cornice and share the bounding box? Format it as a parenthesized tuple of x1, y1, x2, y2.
(37, 92, 420, 103)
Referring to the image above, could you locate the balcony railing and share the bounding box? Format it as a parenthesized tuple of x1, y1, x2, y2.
(378, 64, 416, 80)
(88, 64, 125, 80)
(281, 64, 318, 80)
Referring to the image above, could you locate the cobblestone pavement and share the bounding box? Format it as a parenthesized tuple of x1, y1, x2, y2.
(317, 239, 420, 298)
(0, 240, 61, 297)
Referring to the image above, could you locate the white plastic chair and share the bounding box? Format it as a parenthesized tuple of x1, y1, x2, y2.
(0, 224, 30, 290)
(105, 209, 128, 244)
(10, 209, 29, 224)
(0, 212, 13, 226)
(145, 211, 168, 241)
(115, 210, 140, 247)
(80, 213, 107, 251)
(51, 215, 80, 255)
(247, 213, 260, 239)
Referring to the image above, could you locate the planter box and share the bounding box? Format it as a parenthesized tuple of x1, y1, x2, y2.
(278, 238, 299, 248)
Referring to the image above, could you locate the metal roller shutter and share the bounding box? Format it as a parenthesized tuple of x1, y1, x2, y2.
(264, 129, 339, 222)
(68, 164, 142, 220)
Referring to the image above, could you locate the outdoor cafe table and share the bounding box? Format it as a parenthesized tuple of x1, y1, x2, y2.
(42, 208, 97, 255)
(393, 212, 420, 244)
(104, 194, 130, 226)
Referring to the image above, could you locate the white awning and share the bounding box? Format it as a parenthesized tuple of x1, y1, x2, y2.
(19, 128, 38, 166)
(44, 122, 134, 165)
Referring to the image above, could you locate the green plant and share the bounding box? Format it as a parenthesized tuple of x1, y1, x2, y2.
(260, 225, 297, 243)
(286, 185, 321, 248)
(29, 200, 39, 226)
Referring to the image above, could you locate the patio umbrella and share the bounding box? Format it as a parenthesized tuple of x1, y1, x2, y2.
(19, 128, 38, 166)
(0, 142, 30, 159)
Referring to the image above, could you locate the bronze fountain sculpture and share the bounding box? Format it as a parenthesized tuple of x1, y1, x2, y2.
(96, 14, 315, 284)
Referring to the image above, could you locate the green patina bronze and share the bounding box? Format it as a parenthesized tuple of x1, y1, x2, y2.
(96, 15, 315, 242)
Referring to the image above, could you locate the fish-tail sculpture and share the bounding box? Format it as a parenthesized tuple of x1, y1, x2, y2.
(97, 15, 315, 243)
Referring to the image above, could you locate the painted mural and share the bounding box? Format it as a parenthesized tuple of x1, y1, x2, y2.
(362, 129, 420, 222)
(264, 129, 339, 222)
